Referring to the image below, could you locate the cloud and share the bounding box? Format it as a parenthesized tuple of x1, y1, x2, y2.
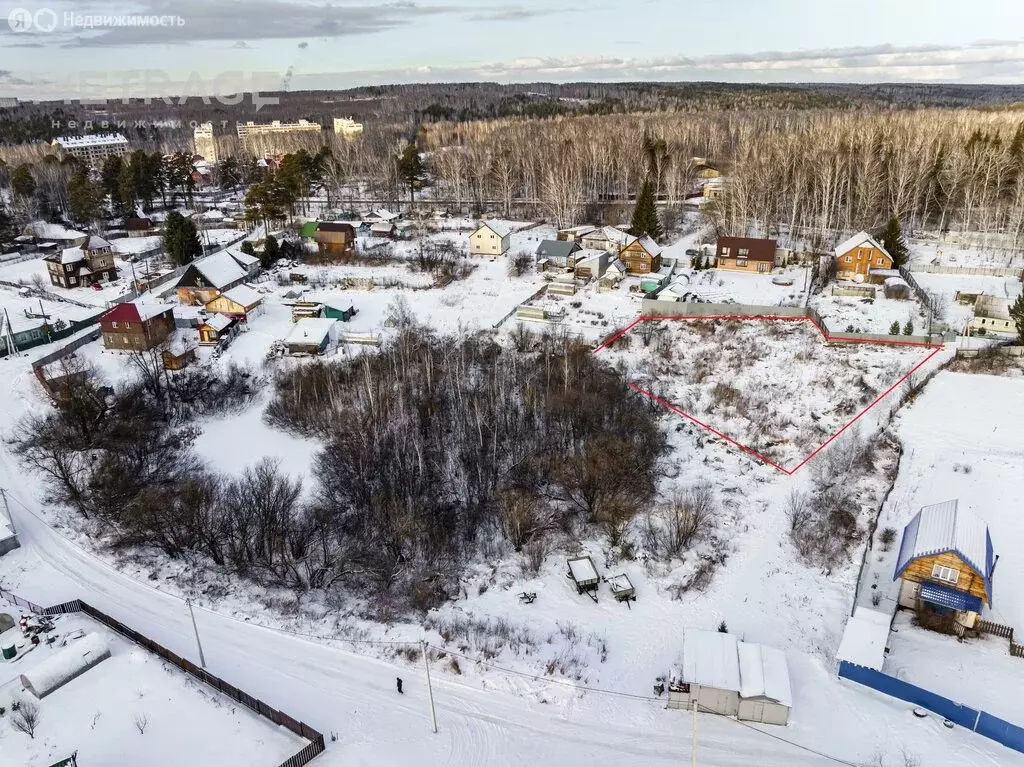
(0, 0, 464, 48)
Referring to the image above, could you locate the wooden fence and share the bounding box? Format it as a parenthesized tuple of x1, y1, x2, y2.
(0, 588, 326, 767)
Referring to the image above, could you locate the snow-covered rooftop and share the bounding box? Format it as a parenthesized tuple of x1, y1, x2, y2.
(285, 318, 336, 345)
(836, 607, 891, 671)
(201, 313, 235, 332)
(219, 285, 262, 309)
(53, 133, 129, 149)
(737, 642, 792, 707)
(478, 221, 513, 238)
(636, 235, 663, 257)
(191, 252, 248, 289)
(834, 231, 890, 259)
(25, 221, 85, 241)
(675, 629, 741, 692)
(894, 499, 994, 602)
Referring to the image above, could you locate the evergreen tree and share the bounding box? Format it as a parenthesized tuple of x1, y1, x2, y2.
(11, 164, 35, 199)
(396, 143, 426, 202)
(889, 320, 900, 335)
(163, 211, 202, 266)
(630, 179, 662, 240)
(903, 319, 914, 336)
(261, 234, 280, 269)
(875, 215, 909, 267)
(1009, 294, 1024, 345)
(66, 170, 104, 223)
(240, 240, 256, 256)
(100, 156, 124, 202)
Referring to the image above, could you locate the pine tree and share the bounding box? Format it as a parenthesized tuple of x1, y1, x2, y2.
(163, 211, 202, 266)
(889, 320, 900, 335)
(396, 143, 426, 202)
(1009, 294, 1024, 344)
(630, 179, 662, 240)
(261, 234, 280, 269)
(876, 216, 909, 267)
(903, 319, 914, 336)
(66, 170, 103, 224)
(10, 164, 35, 199)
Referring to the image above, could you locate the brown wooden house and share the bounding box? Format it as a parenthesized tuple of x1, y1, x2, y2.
(45, 235, 117, 288)
(834, 232, 894, 281)
(894, 500, 996, 629)
(100, 301, 175, 351)
(620, 235, 663, 274)
(312, 222, 356, 262)
(715, 237, 777, 273)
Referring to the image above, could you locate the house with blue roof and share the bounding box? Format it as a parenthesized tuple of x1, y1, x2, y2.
(894, 499, 997, 630)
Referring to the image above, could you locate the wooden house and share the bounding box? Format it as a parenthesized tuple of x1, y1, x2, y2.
(581, 226, 635, 255)
(469, 221, 512, 256)
(99, 302, 175, 351)
(715, 237, 776, 273)
(176, 251, 249, 305)
(162, 346, 196, 370)
(567, 556, 600, 602)
(197, 313, 239, 346)
(834, 232, 894, 281)
(124, 218, 155, 238)
(894, 500, 996, 629)
(45, 235, 117, 288)
(621, 235, 663, 274)
(535, 240, 581, 270)
(204, 285, 263, 321)
(226, 247, 261, 279)
(968, 294, 1016, 336)
(599, 258, 628, 290)
(284, 318, 336, 355)
(312, 222, 356, 262)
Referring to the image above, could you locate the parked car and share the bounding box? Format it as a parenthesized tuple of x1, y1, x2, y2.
(685, 248, 699, 256)
(91, 282, 103, 291)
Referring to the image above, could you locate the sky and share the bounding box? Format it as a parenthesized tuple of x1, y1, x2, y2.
(1, 0, 1024, 101)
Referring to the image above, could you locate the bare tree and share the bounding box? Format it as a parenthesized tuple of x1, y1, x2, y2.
(11, 698, 40, 739)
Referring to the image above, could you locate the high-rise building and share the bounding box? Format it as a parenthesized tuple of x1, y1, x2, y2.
(332, 117, 364, 140)
(51, 133, 129, 168)
(193, 122, 217, 162)
(235, 119, 322, 154)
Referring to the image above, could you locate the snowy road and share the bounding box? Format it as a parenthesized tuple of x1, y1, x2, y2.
(1, 489, 849, 767)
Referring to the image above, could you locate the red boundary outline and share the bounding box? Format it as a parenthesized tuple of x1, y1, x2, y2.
(594, 315, 943, 475)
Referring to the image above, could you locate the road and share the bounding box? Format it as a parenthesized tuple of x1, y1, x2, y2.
(0, 483, 843, 767)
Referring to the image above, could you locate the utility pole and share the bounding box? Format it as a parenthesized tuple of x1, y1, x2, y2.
(691, 699, 698, 767)
(186, 599, 206, 668)
(421, 640, 437, 734)
(0, 488, 15, 535)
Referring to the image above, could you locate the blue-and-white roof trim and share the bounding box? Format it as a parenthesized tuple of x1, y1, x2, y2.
(893, 499, 995, 606)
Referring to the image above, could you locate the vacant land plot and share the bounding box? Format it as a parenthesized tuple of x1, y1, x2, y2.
(601, 318, 936, 470)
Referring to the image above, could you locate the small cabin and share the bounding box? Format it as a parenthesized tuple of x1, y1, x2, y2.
(567, 556, 600, 601)
(205, 285, 263, 322)
(894, 500, 996, 630)
(197, 313, 239, 346)
(285, 318, 336, 356)
(323, 301, 356, 322)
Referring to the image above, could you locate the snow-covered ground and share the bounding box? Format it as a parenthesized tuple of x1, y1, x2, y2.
(0, 257, 135, 308)
(912, 272, 1022, 333)
(858, 371, 1024, 723)
(2, 223, 1023, 766)
(109, 235, 162, 256)
(601, 318, 935, 469)
(0, 614, 303, 766)
(908, 237, 1024, 270)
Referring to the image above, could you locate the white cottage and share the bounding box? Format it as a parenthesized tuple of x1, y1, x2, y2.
(470, 221, 512, 256)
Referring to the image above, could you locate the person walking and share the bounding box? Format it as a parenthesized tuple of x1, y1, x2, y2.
(396, 676, 404, 694)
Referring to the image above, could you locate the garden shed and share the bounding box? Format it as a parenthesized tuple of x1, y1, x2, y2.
(836, 607, 891, 672)
(737, 641, 792, 725)
(668, 629, 741, 716)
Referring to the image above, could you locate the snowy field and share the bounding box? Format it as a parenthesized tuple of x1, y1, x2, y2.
(912, 271, 1022, 333)
(601, 318, 935, 469)
(2, 223, 1024, 766)
(858, 372, 1024, 722)
(810, 289, 926, 336)
(673, 266, 811, 305)
(908, 237, 1024, 270)
(109, 235, 162, 256)
(0, 614, 303, 766)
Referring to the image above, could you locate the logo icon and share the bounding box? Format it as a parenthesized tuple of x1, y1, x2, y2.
(7, 7, 58, 33)
(7, 8, 33, 32)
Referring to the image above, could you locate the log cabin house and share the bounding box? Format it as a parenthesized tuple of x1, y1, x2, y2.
(620, 235, 663, 274)
(894, 500, 996, 630)
(176, 251, 249, 305)
(204, 285, 263, 321)
(45, 235, 118, 288)
(312, 222, 356, 262)
(834, 232, 894, 281)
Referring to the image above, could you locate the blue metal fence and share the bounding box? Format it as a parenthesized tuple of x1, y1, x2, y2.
(838, 660, 1023, 754)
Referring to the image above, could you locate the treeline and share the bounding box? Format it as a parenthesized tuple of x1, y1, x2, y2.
(420, 108, 1024, 247)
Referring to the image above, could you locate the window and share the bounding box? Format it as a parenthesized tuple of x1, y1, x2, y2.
(722, 247, 730, 255)
(65, 264, 73, 272)
(736, 259, 748, 268)
(845, 256, 852, 263)
(69, 276, 77, 285)
(112, 322, 118, 329)
(931, 564, 960, 584)
(738, 248, 749, 256)
(877, 257, 885, 265)
(758, 263, 768, 273)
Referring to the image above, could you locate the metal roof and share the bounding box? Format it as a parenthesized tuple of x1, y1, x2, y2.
(894, 500, 994, 606)
(535, 240, 580, 259)
(919, 582, 983, 614)
(834, 231, 891, 260)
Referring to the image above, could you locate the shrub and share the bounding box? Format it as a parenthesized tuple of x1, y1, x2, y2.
(879, 526, 898, 551)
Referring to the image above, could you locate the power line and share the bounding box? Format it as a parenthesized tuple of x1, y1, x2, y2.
(4, 486, 861, 765)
